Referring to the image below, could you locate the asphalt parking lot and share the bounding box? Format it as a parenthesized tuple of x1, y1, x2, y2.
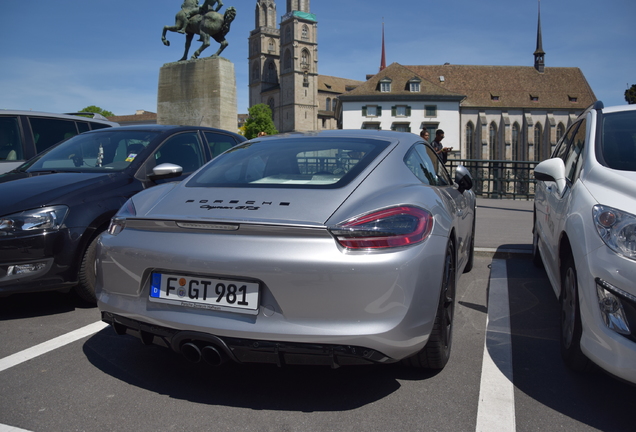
(1, 198, 635, 432)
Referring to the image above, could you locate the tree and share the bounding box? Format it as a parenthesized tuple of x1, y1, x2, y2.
(79, 105, 115, 118)
(243, 104, 278, 139)
(625, 84, 636, 105)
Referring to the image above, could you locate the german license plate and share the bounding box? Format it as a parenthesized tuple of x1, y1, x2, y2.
(149, 272, 259, 314)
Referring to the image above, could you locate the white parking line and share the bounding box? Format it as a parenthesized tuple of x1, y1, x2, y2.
(0, 321, 108, 373)
(0, 424, 34, 432)
(476, 259, 516, 432)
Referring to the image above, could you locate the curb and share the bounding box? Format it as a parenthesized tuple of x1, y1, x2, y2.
(475, 247, 533, 259)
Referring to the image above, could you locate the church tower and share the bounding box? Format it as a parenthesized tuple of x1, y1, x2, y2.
(279, 0, 318, 131)
(248, 1, 280, 115)
(534, 1, 545, 73)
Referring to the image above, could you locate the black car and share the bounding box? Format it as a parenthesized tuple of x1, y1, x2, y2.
(0, 124, 245, 302)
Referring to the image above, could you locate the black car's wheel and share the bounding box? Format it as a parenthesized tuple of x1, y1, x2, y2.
(532, 211, 544, 268)
(75, 234, 100, 304)
(560, 254, 591, 371)
(403, 241, 456, 369)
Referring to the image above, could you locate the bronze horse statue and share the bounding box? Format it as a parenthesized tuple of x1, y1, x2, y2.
(162, 4, 237, 61)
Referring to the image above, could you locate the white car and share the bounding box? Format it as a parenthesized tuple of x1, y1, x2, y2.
(533, 101, 636, 384)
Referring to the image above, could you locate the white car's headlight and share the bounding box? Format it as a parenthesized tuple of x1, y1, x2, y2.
(0, 206, 69, 237)
(593, 205, 636, 260)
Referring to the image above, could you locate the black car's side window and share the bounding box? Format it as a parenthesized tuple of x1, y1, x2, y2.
(155, 132, 205, 173)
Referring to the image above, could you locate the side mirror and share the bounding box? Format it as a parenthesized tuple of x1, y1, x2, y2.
(534, 158, 566, 194)
(149, 163, 183, 181)
(454, 164, 474, 194)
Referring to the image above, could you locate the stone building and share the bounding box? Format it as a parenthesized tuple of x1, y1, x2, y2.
(248, 0, 362, 132)
(339, 10, 597, 162)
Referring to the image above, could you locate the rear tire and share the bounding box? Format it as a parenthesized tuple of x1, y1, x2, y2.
(75, 234, 100, 304)
(403, 241, 456, 369)
(560, 254, 591, 372)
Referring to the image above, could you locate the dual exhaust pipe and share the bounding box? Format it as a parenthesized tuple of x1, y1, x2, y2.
(180, 342, 228, 366)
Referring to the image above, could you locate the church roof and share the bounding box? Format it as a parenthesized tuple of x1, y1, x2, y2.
(339, 62, 597, 110)
(318, 75, 365, 94)
(406, 64, 596, 109)
(339, 63, 464, 101)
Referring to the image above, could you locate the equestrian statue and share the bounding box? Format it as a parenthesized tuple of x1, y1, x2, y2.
(162, 0, 237, 61)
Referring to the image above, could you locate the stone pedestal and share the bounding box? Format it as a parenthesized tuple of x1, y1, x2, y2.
(157, 57, 237, 132)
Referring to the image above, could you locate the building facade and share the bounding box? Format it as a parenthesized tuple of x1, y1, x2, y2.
(339, 11, 597, 162)
(248, 0, 362, 133)
(341, 63, 596, 161)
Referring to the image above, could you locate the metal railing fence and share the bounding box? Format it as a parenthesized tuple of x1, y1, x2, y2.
(446, 159, 538, 200)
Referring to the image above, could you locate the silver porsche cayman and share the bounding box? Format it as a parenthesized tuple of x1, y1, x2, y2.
(97, 130, 476, 369)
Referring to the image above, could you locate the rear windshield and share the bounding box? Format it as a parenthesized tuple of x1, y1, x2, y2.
(187, 137, 390, 189)
(23, 130, 158, 173)
(601, 110, 636, 171)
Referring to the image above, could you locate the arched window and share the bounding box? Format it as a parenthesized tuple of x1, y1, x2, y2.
(326, 98, 331, 111)
(258, 4, 266, 27)
(489, 122, 498, 160)
(300, 49, 310, 69)
(534, 123, 543, 161)
(268, 98, 275, 120)
(285, 27, 291, 43)
(263, 60, 278, 84)
(302, 25, 309, 40)
(268, 38, 275, 53)
(284, 49, 292, 70)
(251, 62, 260, 82)
(268, 5, 275, 26)
(557, 122, 566, 143)
(465, 122, 474, 159)
(512, 122, 520, 161)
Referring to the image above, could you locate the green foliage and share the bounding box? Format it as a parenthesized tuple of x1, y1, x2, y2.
(625, 84, 636, 105)
(243, 104, 278, 139)
(79, 105, 115, 118)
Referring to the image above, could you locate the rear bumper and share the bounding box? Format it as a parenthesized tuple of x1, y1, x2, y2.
(102, 311, 393, 367)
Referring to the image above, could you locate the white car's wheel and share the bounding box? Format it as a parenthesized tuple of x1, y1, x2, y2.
(560, 254, 591, 371)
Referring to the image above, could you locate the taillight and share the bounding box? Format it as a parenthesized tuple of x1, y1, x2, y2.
(330, 206, 434, 250)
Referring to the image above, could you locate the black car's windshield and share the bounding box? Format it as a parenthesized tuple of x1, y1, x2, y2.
(187, 137, 390, 189)
(601, 110, 636, 171)
(23, 130, 159, 173)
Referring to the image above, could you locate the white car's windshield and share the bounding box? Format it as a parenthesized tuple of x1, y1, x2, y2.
(601, 111, 636, 171)
(23, 130, 158, 172)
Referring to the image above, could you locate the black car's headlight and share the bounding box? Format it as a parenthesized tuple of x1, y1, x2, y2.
(593, 205, 636, 260)
(0, 206, 69, 237)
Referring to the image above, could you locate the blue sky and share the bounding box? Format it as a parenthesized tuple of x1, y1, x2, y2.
(1, 0, 634, 116)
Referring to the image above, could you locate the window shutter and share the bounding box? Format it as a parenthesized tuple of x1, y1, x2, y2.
(407, 126, 412, 133)
(377, 106, 382, 117)
(406, 106, 412, 116)
(362, 106, 367, 116)
(391, 106, 396, 116)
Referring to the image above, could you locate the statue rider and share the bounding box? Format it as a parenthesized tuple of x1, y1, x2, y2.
(178, 0, 224, 33)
